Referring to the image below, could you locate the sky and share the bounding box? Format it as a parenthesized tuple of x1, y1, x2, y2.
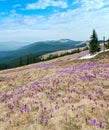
(0, 0, 109, 42)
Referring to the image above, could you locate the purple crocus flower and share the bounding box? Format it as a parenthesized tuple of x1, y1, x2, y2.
(98, 121, 104, 128)
(44, 107, 46, 111)
(91, 119, 96, 125)
(45, 118, 48, 124)
(72, 87, 76, 92)
(8, 104, 14, 110)
(24, 104, 29, 112)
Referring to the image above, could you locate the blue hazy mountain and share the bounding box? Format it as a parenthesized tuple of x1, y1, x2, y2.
(0, 39, 86, 63)
(0, 41, 30, 51)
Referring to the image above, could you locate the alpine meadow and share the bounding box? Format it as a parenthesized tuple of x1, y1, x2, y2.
(0, 0, 109, 130)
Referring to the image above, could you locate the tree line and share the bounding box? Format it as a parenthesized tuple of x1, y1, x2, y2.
(0, 48, 82, 70)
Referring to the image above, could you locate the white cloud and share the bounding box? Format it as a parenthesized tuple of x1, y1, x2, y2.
(72, 0, 80, 5)
(0, 12, 8, 16)
(0, 29, 71, 42)
(13, 4, 21, 8)
(0, 0, 109, 42)
(26, 0, 68, 10)
(72, 0, 104, 10)
(81, 0, 104, 10)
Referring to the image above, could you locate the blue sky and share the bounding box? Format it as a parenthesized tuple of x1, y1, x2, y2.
(0, 0, 109, 42)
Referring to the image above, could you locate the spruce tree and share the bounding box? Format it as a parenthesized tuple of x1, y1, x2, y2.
(32, 54, 36, 63)
(27, 55, 30, 65)
(26, 54, 36, 65)
(19, 57, 23, 66)
(77, 48, 80, 53)
(29, 54, 34, 64)
(89, 29, 100, 54)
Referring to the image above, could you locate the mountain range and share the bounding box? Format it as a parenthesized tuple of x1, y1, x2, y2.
(0, 39, 86, 64)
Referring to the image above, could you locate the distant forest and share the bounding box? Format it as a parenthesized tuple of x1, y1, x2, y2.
(0, 48, 87, 70)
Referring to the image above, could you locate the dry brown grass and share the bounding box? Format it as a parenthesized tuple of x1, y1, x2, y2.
(0, 51, 109, 130)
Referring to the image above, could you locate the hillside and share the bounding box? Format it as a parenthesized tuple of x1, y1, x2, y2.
(0, 39, 85, 63)
(0, 50, 109, 130)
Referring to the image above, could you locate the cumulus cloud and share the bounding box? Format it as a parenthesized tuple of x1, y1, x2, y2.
(0, 0, 109, 41)
(73, 0, 104, 10)
(81, 0, 104, 10)
(26, 0, 68, 10)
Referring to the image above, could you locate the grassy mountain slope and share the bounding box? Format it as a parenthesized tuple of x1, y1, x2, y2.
(0, 50, 109, 130)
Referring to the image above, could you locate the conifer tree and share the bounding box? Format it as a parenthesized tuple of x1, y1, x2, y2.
(26, 54, 36, 65)
(19, 57, 23, 66)
(77, 48, 80, 53)
(89, 29, 100, 54)
(27, 55, 30, 65)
